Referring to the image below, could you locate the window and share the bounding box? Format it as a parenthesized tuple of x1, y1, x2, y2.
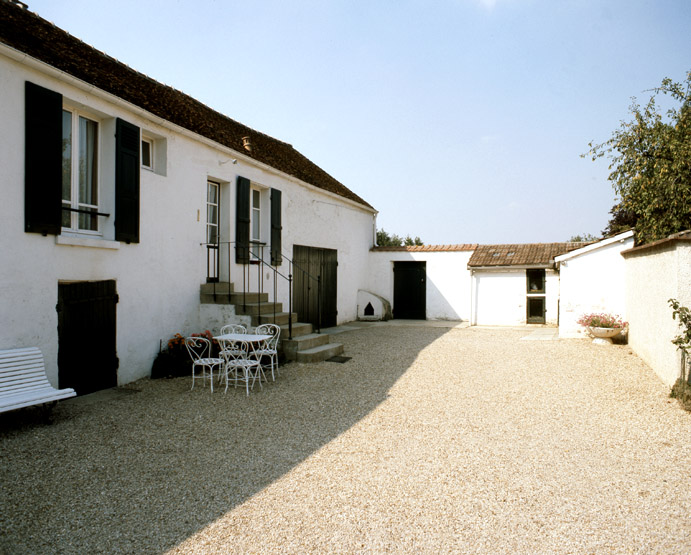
(25, 82, 141, 243)
(526, 269, 545, 294)
(251, 188, 261, 242)
(141, 137, 153, 170)
(207, 181, 219, 245)
(62, 108, 100, 232)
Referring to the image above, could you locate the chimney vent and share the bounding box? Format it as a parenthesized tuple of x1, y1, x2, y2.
(242, 136, 252, 152)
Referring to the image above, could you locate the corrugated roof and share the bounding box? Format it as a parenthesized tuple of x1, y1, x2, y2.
(0, 1, 373, 210)
(468, 243, 586, 267)
(372, 244, 477, 252)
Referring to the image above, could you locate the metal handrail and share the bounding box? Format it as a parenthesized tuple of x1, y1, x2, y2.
(200, 241, 323, 339)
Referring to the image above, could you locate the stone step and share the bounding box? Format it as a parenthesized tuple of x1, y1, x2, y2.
(250, 312, 297, 327)
(281, 332, 329, 361)
(200, 282, 234, 295)
(279, 322, 313, 340)
(201, 293, 268, 305)
(236, 301, 283, 316)
(295, 342, 344, 363)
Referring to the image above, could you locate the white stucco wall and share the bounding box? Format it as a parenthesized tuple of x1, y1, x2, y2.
(367, 250, 473, 321)
(623, 240, 691, 386)
(471, 269, 559, 326)
(556, 232, 634, 338)
(0, 50, 375, 388)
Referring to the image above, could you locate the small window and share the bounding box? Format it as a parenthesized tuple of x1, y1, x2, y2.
(141, 138, 153, 169)
(526, 269, 545, 294)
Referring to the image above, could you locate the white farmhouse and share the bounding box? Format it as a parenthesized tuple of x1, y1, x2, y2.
(0, 2, 376, 394)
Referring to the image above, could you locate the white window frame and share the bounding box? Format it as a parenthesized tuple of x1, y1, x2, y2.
(141, 136, 154, 170)
(61, 106, 102, 235)
(207, 180, 220, 245)
(251, 187, 261, 243)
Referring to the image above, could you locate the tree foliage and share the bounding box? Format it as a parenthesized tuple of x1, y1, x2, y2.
(376, 229, 423, 247)
(585, 72, 691, 244)
(568, 233, 599, 242)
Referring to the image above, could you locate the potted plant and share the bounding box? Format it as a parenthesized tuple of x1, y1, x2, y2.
(577, 313, 628, 344)
(151, 330, 220, 378)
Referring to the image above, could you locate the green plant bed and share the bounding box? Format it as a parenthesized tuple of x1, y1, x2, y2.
(670, 378, 691, 412)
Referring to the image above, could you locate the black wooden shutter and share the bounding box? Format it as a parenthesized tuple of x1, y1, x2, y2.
(270, 188, 282, 266)
(115, 118, 140, 243)
(25, 81, 62, 235)
(236, 176, 250, 263)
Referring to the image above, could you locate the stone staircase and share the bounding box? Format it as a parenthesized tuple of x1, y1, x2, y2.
(200, 282, 343, 363)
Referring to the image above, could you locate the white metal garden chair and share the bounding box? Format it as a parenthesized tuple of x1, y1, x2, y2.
(253, 323, 281, 381)
(220, 324, 247, 335)
(220, 339, 265, 396)
(185, 336, 224, 392)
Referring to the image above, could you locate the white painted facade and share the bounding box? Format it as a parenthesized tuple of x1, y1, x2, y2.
(0, 46, 375, 389)
(470, 269, 559, 326)
(622, 237, 691, 386)
(367, 250, 474, 321)
(555, 231, 634, 339)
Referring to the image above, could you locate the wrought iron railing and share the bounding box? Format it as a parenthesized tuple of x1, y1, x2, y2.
(201, 241, 323, 339)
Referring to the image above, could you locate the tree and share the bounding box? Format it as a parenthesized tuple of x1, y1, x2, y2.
(585, 72, 691, 244)
(568, 233, 599, 242)
(601, 202, 637, 237)
(376, 229, 423, 247)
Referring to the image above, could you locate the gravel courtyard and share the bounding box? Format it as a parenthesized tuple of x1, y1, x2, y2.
(1, 324, 690, 554)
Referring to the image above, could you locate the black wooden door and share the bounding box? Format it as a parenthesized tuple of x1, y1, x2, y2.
(57, 280, 118, 395)
(393, 261, 426, 319)
(293, 246, 338, 329)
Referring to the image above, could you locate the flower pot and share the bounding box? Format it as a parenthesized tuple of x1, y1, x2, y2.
(588, 326, 623, 345)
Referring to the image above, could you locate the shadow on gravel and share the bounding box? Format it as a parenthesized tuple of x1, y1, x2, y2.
(0, 325, 449, 553)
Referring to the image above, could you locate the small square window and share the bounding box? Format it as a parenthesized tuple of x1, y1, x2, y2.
(141, 138, 153, 169)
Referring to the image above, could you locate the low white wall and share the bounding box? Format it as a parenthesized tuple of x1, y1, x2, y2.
(557, 232, 633, 338)
(623, 239, 691, 386)
(368, 250, 473, 321)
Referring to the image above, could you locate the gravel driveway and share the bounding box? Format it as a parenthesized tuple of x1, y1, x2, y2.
(1, 324, 690, 554)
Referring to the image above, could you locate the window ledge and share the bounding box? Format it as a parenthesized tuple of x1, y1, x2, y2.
(56, 235, 121, 250)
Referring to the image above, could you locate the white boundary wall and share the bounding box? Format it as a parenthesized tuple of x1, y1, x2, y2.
(367, 250, 473, 321)
(556, 231, 634, 338)
(623, 237, 691, 386)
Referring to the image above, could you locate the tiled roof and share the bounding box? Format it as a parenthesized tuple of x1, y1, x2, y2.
(0, 1, 373, 210)
(468, 243, 586, 267)
(622, 229, 691, 257)
(372, 244, 477, 252)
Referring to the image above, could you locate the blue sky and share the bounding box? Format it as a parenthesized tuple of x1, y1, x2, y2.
(26, 0, 691, 244)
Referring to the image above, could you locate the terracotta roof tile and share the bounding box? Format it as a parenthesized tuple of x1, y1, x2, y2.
(372, 244, 477, 252)
(467, 243, 586, 267)
(0, 2, 373, 210)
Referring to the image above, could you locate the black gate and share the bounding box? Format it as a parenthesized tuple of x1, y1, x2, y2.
(393, 261, 426, 319)
(293, 245, 337, 329)
(57, 280, 118, 395)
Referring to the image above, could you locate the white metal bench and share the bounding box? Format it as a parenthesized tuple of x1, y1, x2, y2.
(0, 347, 76, 414)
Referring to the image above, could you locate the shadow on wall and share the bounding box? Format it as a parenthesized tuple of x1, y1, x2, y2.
(0, 325, 450, 553)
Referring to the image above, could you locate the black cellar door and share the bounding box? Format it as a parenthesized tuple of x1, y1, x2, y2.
(57, 280, 118, 395)
(393, 261, 426, 319)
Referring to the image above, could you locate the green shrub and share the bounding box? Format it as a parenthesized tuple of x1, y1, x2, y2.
(670, 378, 691, 412)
